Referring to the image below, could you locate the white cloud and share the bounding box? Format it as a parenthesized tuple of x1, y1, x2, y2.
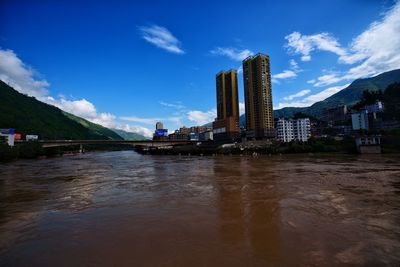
(277, 84, 349, 109)
(301, 55, 311, 62)
(139, 25, 185, 54)
(273, 70, 297, 80)
(289, 59, 299, 70)
(45, 97, 96, 117)
(90, 113, 116, 129)
(272, 59, 302, 83)
(159, 101, 185, 110)
(39, 94, 120, 129)
(187, 109, 217, 125)
(239, 102, 245, 115)
(339, 2, 400, 77)
(282, 89, 311, 101)
(119, 115, 183, 127)
(285, 31, 347, 62)
(119, 115, 160, 125)
(210, 47, 253, 61)
(313, 73, 342, 87)
(0, 49, 49, 98)
(116, 124, 153, 138)
(307, 79, 316, 84)
(286, 2, 400, 86)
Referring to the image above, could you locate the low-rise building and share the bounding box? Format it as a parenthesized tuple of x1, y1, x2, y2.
(179, 127, 190, 135)
(355, 136, 381, 154)
(25, 134, 38, 141)
(188, 132, 199, 141)
(351, 110, 369, 130)
(365, 100, 384, 113)
(322, 105, 348, 125)
(0, 128, 15, 146)
(189, 126, 210, 134)
(168, 129, 188, 140)
(199, 131, 213, 141)
(213, 116, 240, 141)
(276, 118, 311, 142)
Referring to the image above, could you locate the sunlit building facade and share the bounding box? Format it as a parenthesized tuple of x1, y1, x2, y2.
(243, 53, 274, 139)
(213, 70, 240, 141)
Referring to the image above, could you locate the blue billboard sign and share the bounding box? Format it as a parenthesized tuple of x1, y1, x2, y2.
(155, 129, 168, 137)
(0, 128, 14, 135)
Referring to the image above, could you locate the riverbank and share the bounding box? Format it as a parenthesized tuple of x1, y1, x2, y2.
(135, 137, 358, 156)
(0, 143, 134, 162)
(2, 135, 399, 162)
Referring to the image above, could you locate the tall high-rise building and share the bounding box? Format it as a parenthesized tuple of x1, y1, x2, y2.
(213, 70, 240, 140)
(243, 53, 274, 138)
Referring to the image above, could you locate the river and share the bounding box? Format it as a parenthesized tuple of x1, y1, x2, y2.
(1, 151, 400, 266)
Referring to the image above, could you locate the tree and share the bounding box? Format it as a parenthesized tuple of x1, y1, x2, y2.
(352, 89, 383, 110)
(293, 112, 319, 122)
(383, 83, 400, 121)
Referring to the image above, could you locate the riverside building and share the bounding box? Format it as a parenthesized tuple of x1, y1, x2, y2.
(243, 53, 274, 139)
(276, 118, 311, 142)
(212, 70, 240, 141)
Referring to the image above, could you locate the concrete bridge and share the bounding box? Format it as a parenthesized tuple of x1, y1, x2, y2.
(15, 140, 199, 148)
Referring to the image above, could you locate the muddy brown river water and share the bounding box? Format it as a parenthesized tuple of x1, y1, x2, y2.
(0, 151, 400, 266)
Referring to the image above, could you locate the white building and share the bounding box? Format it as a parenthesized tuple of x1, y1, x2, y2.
(0, 128, 15, 146)
(276, 119, 294, 142)
(276, 118, 311, 142)
(351, 110, 369, 130)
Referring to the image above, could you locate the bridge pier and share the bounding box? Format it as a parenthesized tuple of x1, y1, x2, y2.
(79, 144, 85, 153)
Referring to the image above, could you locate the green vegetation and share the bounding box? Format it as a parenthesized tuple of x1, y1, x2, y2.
(0, 142, 45, 162)
(0, 144, 18, 161)
(352, 90, 383, 110)
(64, 112, 123, 140)
(139, 137, 358, 156)
(0, 80, 123, 140)
(382, 83, 400, 121)
(112, 129, 147, 140)
(17, 142, 45, 159)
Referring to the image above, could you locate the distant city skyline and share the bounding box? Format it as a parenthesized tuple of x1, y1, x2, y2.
(0, 0, 399, 137)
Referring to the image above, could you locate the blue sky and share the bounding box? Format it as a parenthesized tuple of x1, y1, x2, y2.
(0, 0, 399, 137)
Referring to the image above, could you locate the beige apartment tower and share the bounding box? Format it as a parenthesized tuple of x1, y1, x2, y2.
(243, 53, 274, 138)
(213, 70, 240, 141)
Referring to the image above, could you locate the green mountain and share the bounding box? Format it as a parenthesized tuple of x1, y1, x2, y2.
(0, 80, 122, 140)
(63, 112, 122, 140)
(273, 69, 400, 119)
(112, 129, 147, 140)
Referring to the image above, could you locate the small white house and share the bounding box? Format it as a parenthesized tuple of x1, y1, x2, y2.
(351, 110, 369, 130)
(26, 135, 39, 141)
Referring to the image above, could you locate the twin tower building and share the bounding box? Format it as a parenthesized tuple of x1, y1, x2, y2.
(213, 53, 274, 140)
